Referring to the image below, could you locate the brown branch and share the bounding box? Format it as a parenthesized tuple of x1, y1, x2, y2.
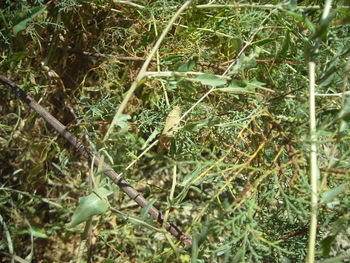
(67, 48, 226, 71)
(278, 225, 321, 242)
(67, 48, 147, 62)
(0, 74, 192, 246)
(320, 168, 350, 176)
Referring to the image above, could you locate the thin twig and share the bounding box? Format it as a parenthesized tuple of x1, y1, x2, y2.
(194, 3, 347, 10)
(0, 75, 192, 246)
(307, 1, 333, 261)
(103, 0, 194, 142)
(68, 48, 227, 71)
(307, 60, 318, 263)
(112, 0, 145, 9)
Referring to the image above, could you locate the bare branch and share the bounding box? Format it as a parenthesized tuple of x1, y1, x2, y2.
(0, 74, 192, 247)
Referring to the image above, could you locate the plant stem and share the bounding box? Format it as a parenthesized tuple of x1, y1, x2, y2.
(103, 0, 193, 142)
(307, 2, 333, 261)
(307, 61, 318, 263)
(194, 3, 346, 10)
(112, 0, 145, 9)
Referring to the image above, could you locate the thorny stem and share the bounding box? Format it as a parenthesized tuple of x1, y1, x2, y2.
(0, 75, 192, 247)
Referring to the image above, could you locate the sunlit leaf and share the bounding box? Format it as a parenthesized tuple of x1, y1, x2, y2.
(183, 121, 202, 132)
(142, 128, 160, 149)
(116, 114, 131, 133)
(195, 74, 227, 87)
(140, 199, 157, 218)
(18, 226, 48, 238)
(231, 38, 243, 52)
(180, 165, 203, 187)
(321, 184, 347, 203)
(69, 187, 112, 227)
(246, 79, 266, 90)
(284, 0, 297, 11)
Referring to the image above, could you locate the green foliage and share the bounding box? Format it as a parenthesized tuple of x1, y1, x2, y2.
(1, 0, 350, 262)
(69, 187, 113, 227)
(195, 74, 227, 87)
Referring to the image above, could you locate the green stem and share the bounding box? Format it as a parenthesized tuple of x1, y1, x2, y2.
(103, 0, 193, 142)
(306, 2, 333, 261)
(307, 61, 318, 263)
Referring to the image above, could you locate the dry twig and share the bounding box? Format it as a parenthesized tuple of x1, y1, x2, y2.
(0, 74, 192, 246)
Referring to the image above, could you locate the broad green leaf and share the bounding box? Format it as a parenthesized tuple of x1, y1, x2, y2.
(320, 235, 336, 256)
(175, 165, 206, 203)
(230, 38, 243, 53)
(183, 116, 220, 131)
(114, 114, 131, 134)
(321, 184, 347, 203)
(229, 47, 261, 76)
(18, 226, 48, 238)
(180, 79, 196, 92)
(29, 226, 48, 238)
(284, 0, 297, 11)
(246, 79, 266, 90)
(69, 187, 112, 227)
(278, 30, 291, 57)
(142, 128, 160, 149)
(163, 54, 184, 65)
(175, 56, 198, 72)
(284, 10, 315, 34)
(94, 168, 114, 177)
(183, 122, 203, 132)
(217, 79, 252, 92)
(207, 116, 221, 127)
(179, 165, 203, 187)
(339, 96, 350, 122)
(284, 10, 304, 22)
(195, 74, 227, 87)
(331, 215, 349, 234)
(339, 120, 348, 133)
(13, 6, 47, 36)
(117, 114, 131, 129)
